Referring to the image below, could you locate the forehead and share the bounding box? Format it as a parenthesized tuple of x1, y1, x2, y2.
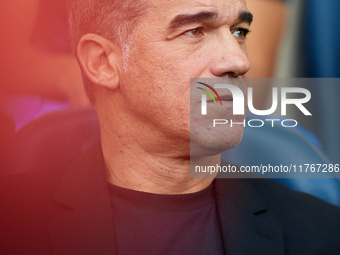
(144, 0, 248, 23)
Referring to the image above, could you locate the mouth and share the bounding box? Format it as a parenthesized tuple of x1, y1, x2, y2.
(207, 94, 233, 104)
(219, 94, 233, 102)
(196, 82, 234, 105)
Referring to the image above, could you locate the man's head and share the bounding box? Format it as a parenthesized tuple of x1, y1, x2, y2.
(69, 0, 252, 158)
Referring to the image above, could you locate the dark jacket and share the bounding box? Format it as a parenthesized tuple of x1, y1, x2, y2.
(1, 107, 340, 255)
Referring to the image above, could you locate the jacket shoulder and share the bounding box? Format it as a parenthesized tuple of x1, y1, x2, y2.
(249, 178, 340, 252)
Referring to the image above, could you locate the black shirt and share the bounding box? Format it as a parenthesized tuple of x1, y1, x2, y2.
(108, 182, 225, 255)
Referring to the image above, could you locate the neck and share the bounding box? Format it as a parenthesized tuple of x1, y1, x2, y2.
(101, 130, 219, 195)
(95, 94, 220, 194)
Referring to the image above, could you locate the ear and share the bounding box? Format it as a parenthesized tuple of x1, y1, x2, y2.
(77, 33, 121, 90)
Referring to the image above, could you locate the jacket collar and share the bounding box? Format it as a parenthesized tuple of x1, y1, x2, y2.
(46, 141, 118, 255)
(46, 146, 284, 255)
(214, 177, 284, 255)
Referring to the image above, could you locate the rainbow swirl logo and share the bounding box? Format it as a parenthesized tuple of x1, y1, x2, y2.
(196, 82, 223, 106)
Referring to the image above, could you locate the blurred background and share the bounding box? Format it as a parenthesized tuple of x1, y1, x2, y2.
(0, 0, 88, 154)
(275, 0, 340, 164)
(0, 0, 339, 202)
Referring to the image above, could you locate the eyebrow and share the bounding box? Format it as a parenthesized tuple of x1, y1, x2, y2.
(167, 10, 253, 31)
(238, 11, 253, 25)
(168, 11, 218, 31)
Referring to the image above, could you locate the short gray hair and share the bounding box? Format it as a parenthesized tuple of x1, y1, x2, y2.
(67, 0, 148, 103)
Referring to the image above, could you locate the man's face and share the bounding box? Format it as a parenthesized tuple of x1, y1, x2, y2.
(117, 0, 251, 156)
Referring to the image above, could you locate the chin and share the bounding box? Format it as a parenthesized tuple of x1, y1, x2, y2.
(190, 124, 245, 159)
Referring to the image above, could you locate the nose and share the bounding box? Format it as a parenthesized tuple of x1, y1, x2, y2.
(209, 33, 250, 78)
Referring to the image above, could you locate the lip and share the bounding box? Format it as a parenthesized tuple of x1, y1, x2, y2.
(219, 94, 233, 102)
(207, 94, 233, 103)
(196, 81, 236, 104)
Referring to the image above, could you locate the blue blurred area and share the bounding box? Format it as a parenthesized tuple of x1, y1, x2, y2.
(303, 0, 340, 78)
(222, 114, 340, 206)
(302, 0, 340, 163)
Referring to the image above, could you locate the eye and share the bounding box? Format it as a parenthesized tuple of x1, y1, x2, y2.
(183, 27, 204, 37)
(232, 28, 250, 39)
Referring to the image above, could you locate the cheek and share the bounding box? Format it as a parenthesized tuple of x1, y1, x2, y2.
(134, 39, 209, 80)
(121, 57, 190, 125)
(126, 49, 190, 103)
(120, 40, 209, 133)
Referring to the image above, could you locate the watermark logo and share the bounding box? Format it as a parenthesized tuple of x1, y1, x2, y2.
(196, 83, 312, 128)
(196, 82, 223, 112)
